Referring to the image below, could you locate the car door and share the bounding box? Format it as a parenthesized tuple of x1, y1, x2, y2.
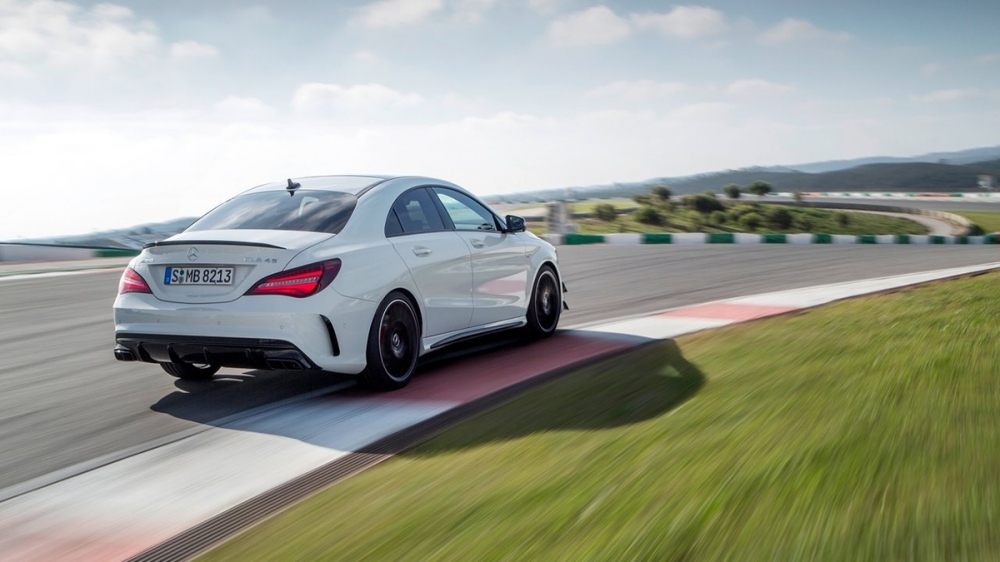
(430, 187, 529, 327)
(386, 187, 473, 337)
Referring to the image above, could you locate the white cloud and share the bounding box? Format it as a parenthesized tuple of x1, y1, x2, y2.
(213, 96, 272, 119)
(354, 0, 445, 28)
(547, 5, 632, 47)
(913, 88, 981, 103)
(586, 79, 687, 102)
(0, 0, 159, 69)
(169, 40, 218, 59)
(291, 83, 424, 112)
(757, 18, 851, 45)
(920, 63, 943, 77)
(527, 0, 568, 14)
(726, 79, 794, 97)
(631, 6, 728, 39)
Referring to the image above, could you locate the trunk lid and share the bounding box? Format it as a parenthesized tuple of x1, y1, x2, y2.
(138, 230, 332, 304)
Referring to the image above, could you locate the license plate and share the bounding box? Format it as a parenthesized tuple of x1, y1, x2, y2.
(165, 267, 235, 285)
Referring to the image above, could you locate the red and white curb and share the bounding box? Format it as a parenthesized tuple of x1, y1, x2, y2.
(1, 261, 999, 561)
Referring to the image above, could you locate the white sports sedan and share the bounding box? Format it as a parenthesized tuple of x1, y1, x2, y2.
(113, 175, 564, 390)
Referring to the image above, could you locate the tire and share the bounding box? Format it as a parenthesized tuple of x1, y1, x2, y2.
(160, 362, 220, 380)
(525, 265, 561, 339)
(359, 291, 421, 391)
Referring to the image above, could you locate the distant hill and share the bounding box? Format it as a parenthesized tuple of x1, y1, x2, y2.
(787, 145, 1000, 173)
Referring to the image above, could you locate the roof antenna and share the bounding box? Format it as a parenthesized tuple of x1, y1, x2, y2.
(286, 178, 301, 196)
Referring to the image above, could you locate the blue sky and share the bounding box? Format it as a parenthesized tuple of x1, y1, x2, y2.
(1, 0, 998, 238)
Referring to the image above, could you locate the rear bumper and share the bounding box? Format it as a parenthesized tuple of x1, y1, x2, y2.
(114, 334, 318, 371)
(112, 290, 377, 374)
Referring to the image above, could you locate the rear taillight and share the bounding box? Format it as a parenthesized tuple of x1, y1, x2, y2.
(119, 267, 152, 295)
(245, 259, 341, 298)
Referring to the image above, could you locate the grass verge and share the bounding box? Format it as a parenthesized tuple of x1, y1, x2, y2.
(201, 272, 1000, 562)
(952, 210, 1000, 233)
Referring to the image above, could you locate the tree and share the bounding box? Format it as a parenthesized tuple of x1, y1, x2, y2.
(594, 203, 617, 222)
(724, 184, 741, 199)
(793, 191, 804, 203)
(651, 185, 672, 201)
(748, 181, 773, 197)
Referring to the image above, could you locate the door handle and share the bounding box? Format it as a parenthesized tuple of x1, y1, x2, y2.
(412, 246, 432, 257)
(470, 239, 485, 248)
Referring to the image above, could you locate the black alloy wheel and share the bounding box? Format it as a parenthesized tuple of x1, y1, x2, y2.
(525, 265, 561, 338)
(361, 291, 420, 390)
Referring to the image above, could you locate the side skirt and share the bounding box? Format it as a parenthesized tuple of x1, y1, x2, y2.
(422, 318, 527, 353)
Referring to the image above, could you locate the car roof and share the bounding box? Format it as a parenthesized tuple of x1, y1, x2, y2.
(244, 175, 395, 196)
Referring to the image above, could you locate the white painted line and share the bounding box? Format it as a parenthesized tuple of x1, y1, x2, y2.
(580, 316, 731, 339)
(735, 262, 1000, 309)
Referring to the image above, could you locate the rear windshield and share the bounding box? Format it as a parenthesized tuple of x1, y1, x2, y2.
(186, 190, 357, 234)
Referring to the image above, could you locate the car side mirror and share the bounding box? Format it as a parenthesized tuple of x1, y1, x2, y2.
(505, 215, 526, 233)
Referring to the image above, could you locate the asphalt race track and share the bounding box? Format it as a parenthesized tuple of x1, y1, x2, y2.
(1, 244, 998, 493)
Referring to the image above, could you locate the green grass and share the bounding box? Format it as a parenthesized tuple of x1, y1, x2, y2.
(952, 210, 1000, 233)
(574, 203, 928, 235)
(201, 273, 1000, 562)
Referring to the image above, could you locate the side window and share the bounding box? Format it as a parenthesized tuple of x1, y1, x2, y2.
(387, 188, 446, 236)
(432, 188, 498, 232)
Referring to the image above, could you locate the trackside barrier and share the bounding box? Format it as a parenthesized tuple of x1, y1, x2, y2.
(551, 233, 999, 245)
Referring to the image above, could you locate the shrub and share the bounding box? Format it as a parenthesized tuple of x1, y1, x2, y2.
(635, 206, 664, 226)
(593, 203, 618, 222)
(740, 212, 762, 231)
(724, 184, 741, 199)
(793, 215, 814, 232)
(687, 210, 703, 230)
(836, 212, 850, 227)
(767, 207, 794, 229)
(704, 190, 716, 198)
(651, 185, 672, 201)
(968, 223, 986, 236)
(685, 194, 725, 214)
(793, 191, 804, 203)
(633, 194, 652, 206)
(711, 210, 727, 225)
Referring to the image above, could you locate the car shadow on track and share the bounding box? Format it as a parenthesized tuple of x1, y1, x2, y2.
(372, 337, 707, 456)
(149, 332, 704, 455)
